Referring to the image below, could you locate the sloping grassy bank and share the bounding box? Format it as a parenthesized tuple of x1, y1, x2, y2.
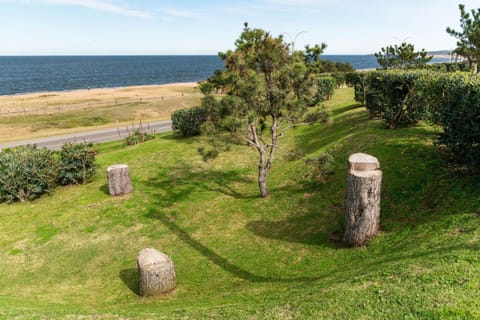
(0, 88, 479, 319)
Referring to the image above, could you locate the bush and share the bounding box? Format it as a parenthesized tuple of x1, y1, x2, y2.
(125, 130, 155, 146)
(365, 71, 425, 128)
(172, 106, 208, 137)
(315, 76, 336, 103)
(350, 69, 480, 167)
(0, 145, 58, 202)
(346, 72, 368, 106)
(435, 74, 480, 167)
(57, 142, 97, 185)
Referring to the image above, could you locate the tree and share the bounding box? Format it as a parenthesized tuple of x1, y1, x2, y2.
(200, 24, 324, 198)
(375, 42, 432, 69)
(303, 44, 354, 73)
(446, 4, 480, 72)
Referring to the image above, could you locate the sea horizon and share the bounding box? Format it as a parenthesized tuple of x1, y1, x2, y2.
(0, 55, 451, 96)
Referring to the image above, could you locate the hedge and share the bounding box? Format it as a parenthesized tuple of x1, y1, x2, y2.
(346, 70, 480, 167)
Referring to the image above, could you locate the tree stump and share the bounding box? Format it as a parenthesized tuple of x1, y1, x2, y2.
(344, 153, 382, 246)
(107, 164, 133, 196)
(137, 248, 176, 296)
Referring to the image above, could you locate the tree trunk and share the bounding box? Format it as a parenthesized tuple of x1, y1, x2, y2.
(258, 166, 269, 197)
(107, 164, 133, 196)
(344, 153, 382, 246)
(137, 248, 176, 297)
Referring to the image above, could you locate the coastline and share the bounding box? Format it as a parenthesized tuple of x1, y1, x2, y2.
(0, 82, 200, 116)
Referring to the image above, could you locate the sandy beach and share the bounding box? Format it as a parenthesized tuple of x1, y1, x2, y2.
(0, 82, 199, 116)
(0, 82, 201, 142)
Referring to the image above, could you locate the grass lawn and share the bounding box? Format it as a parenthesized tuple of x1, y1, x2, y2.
(0, 88, 479, 319)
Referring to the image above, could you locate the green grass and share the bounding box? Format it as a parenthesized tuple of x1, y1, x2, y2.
(0, 88, 479, 319)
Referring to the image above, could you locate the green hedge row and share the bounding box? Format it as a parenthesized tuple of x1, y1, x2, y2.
(0, 143, 96, 203)
(346, 70, 480, 167)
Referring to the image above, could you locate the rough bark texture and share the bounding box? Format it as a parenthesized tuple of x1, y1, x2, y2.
(107, 164, 133, 196)
(344, 153, 382, 247)
(137, 248, 176, 297)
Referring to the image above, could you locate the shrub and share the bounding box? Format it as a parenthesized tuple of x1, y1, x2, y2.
(350, 69, 480, 167)
(346, 72, 368, 106)
(315, 76, 336, 103)
(331, 73, 346, 88)
(0, 145, 58, 202)
(125, 130, 155, 146)
(57, 142, 97, 185)
(436, 74, 480, 167)
(172, 106, 208, 137)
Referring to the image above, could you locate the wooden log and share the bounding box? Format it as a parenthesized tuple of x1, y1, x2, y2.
(107, 164, 133, 196)
(137, 248, 176, 296)
(344, 153, 382, 246)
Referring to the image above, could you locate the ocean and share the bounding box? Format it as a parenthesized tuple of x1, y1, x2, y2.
(0, 55, 450, 96)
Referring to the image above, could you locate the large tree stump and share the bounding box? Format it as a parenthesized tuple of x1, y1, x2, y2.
(137, 248, 176, 296)
(107, 164, 133, 196)
(344, 153, 382, 246)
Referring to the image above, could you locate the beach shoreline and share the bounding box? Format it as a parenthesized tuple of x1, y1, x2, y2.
(0, 81, 200, 115)
(0, 81, 202, 143)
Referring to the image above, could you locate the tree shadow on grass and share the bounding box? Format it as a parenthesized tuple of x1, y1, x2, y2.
(142, 161, 258, 204)
(145, 207, 479, 285)
(296, 107, 372, 155)
(330, 102, 363, 118)
(146, 208, 325, 283)
(119, 268, 140, 295)
(246, 212, 345, 248)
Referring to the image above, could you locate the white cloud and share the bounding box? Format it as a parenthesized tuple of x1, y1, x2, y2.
(159, 8, 198, 18)
(2, 0, 152, 18)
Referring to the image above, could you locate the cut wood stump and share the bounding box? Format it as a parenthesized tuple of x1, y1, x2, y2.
(344, 153, 382, 247)
(137, 248, 176, 296)
(107, 164, 133, 196)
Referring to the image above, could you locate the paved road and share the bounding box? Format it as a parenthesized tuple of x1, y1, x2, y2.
(0, 120, 172, 151)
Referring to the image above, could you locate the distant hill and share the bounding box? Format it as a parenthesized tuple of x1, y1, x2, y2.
(428, 50, 451, 56)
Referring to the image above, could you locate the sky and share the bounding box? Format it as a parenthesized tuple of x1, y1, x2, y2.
(0, 0, 478, 55)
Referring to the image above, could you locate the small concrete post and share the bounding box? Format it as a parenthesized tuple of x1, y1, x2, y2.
(107, 164, 133, 196)
(137, 248, 176, 296)
(344, 153, 382, 246)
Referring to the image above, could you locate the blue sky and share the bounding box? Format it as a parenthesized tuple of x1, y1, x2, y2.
(0, 0, 478, 55)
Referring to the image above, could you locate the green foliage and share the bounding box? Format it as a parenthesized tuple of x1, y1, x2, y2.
(315, 76, 336, 102)
(349, 69, 480, 168)
(200, 23, 321, 197)
(364, 71, 424, 128)
(304, 150, 336, 183)
(346, 72, 368, 106)
(171, 106, 208, 137)
(0, 145, 58, 202)
(375, 42, 433, 70)
(446, 4, 480, 71)
(57, 142, 97, 185)
(125, 130, 155, 146)
(435, 73, 480, 166)
(425, 62, 471, 72)
(2, 88, 480, 318)
(303, 44, 354, 73)
(303, 105, 329, 124)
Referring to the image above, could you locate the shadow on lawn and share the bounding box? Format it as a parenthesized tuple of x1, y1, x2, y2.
(136, 101, 480, 285)
(146, 208, 326, 283)
(144, 207, 480, 285)
(142, 162, 258, 203)
(119, 268, 140, 295)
